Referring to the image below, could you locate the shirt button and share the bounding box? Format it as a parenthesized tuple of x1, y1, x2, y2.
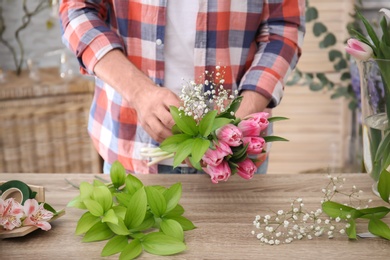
(156, 39, 163, 45)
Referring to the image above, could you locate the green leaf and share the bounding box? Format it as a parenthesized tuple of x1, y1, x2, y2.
(115, 193, 132, 207)
(199, 110, 217, 137)
(84, 199, 104, 217)
(75, 212, 101, 235)
(110, 161, 127, 189)
(168, 215, 196, 231)
(164, 204, 185, 217)
(305, 6, 318, 22)
(160, 219, 184, 241)
(378, 169, 390, 203)
(191, 138, 210, 164)
(319, 33, 336, 48)
(107, 218, 130, 236)
(170, 106, 198, 136)
(173, 139, 194, 168)
(79, 181, 94, 199)
(334, 59, 347, 71)
(346, 219, 357, 239)
(313, 22, 327, 37)
(322, 201, 358, 219)
(93, 186, 113, 213)
(142, 232, 187, 256)
(125, 187, 147, 229)
(163, 183, 182, 213)
(160, 133, 192, 153)
(267, 116, 289, 123)
(328, 50, 342, 62)
(124, 174, 144, 196)
(216, 96, 243, 119)
(309, 82, 323, 91)
(340, 72, 351, 81)
(263, 136, 289, 142)
(133, 211, 155, 231)
(357, 10, 380, 50)
(102, 209, 119, 225)
(67, 195, 86, 209)
(380, 16, 390, 47)
(119, 239, 143, 260)
(145, 186, 167, 217)
(101, 235, 129, 257)
(368, 218, 390, 240)
(112, 205, 127, 219)
(316, 73, 329, 86)
(211, 117, 233, 131)
(83, 222, 114, 242)
(358, 206, 390, 219)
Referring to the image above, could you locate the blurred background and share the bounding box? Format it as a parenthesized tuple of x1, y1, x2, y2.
(0, 0, 389, 174)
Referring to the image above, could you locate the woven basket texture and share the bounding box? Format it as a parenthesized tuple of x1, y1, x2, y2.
(0, 68, 101, 173)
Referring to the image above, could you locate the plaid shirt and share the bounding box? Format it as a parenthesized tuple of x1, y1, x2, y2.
(60, 0, 305, 174)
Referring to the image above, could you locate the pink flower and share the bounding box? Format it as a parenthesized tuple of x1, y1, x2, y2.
(345, 38, 373, 61)
(215, 124, 242, 147)
(0, 198, 24, 230)
(202, 141, 233, 167)
(236, 158, 257, 180)
(23, 199, 54, 231)
(202, 161, 231, 184)
(238, 112, 269, 137)
(242, 136, 265, 154)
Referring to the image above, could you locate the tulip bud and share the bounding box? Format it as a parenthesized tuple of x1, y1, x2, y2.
(345, 38, 373, 61)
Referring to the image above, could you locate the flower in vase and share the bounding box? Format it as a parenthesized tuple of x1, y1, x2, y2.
(236, 158, 257, 180)
(345, 38, 373, 61)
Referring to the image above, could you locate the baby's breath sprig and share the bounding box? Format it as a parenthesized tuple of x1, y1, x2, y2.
(178, 66, 238, 122)
(251, 174, 380, 245)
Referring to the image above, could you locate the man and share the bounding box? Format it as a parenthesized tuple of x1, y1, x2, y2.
(59, 0, 305, 174)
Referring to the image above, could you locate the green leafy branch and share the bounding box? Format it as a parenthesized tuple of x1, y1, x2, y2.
(322, 169, 390, 240)
(68, 161, 196, 259)
(287, 0, 362, 111)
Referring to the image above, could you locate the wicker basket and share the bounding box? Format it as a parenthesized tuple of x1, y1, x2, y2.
(0, 68, 102, 173)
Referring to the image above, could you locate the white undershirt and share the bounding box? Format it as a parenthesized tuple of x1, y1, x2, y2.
(164, 0, 199, 95)
(162, 1, 198, 166)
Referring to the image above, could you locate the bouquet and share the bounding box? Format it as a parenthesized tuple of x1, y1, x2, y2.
(141, 66, 288, 183)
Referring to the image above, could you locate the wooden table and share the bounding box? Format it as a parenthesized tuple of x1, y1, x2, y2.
(0, 173, 389, 259)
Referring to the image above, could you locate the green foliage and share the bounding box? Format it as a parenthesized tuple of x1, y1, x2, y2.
(286, 1, 360, 111)
(322, 169, 390, 241)
(68, 161, 196, 258)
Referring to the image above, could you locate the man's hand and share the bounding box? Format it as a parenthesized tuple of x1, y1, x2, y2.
(134, 86, 180, 142)
(94, 49, 180, 142)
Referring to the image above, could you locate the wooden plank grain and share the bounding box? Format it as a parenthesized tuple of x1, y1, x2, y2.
(0, 173, 388, 260)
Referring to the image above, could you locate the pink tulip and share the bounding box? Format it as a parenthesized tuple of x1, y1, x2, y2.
(203, 161, 231, 184)
(236, 158, 257, 180)
(215, 124, 242, 147)
(242, 136, 265, 154)
(0, 198, 24, 230)
(202, 141, 233, 167)
(238, 112, 269, 137)
(345, 38, 373, 61)
(23, 199, 54, 231)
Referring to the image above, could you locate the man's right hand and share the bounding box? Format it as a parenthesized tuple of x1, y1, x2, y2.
(94, 49, 180, 143)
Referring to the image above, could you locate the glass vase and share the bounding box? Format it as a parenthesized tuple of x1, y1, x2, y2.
(358, 59, 390, 195)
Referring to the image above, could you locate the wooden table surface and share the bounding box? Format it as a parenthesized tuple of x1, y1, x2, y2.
(0, 173, 389, 259)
